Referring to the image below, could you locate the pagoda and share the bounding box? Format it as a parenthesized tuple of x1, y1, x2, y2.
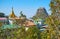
(9, 7, 17, 25)
(9, 7, 17, 19)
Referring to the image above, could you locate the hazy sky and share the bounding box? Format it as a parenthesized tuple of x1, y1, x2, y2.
(0, 0, 51, 18)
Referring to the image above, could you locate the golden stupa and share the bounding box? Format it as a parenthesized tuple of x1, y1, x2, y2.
(9, 7, 17, 18)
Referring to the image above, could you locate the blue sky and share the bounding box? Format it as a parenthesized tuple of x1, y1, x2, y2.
(0, 0, 51, 18)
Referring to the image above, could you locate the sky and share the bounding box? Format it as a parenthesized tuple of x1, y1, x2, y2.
(0, 0, 51, 18)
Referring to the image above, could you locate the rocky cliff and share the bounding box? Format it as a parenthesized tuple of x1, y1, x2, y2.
(32, 7, 48, 20)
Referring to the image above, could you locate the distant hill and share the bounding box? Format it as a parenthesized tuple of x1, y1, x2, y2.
(32, 7, 48, 20)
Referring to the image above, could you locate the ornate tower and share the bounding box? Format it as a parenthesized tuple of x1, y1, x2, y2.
(9, 7, 16, 18)
(9, 7, 17, 25)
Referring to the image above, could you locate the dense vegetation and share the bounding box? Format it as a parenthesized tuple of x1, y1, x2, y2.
(0, 26, 41, 39)
(45, 0, 60, 39)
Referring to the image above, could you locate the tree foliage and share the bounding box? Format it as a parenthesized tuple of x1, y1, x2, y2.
(26, 26, 41, 39)
(0, 26, 41, 39)
(45, 0, 60, 39)
(0, 13, 5, 17)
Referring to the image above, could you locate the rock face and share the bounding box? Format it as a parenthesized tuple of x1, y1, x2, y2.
(32, 7, 48, 20)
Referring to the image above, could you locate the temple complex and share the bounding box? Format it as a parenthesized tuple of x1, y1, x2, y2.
(0, 7, 47, 30)
(8, 8, 35, 26)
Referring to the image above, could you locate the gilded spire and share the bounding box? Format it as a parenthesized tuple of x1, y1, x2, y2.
(12, 7, 14, 13)
(9, 7, 16, 18)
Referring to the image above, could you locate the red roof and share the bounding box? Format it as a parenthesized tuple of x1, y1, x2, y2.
(24, 20, 36, 27)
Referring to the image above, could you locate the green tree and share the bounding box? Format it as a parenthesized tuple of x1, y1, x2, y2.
(0, 13, 5, 17)
(26, 26, 41, 39)
(45, 0, 60, 39)
(0, 22, 3, 26)
(19, 11, 26, 18)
